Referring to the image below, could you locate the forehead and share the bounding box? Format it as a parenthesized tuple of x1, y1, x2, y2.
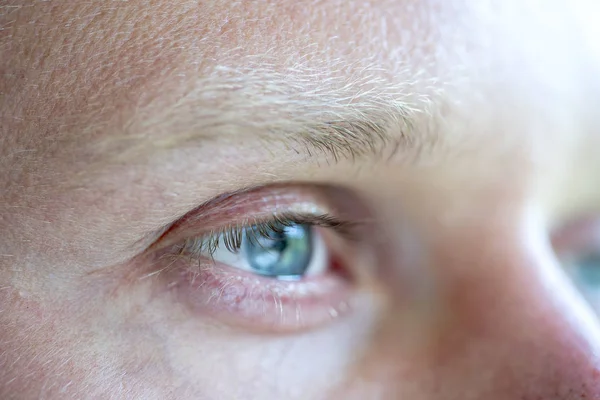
(0, 0, 597, 169)
(1, 0, 599, 262)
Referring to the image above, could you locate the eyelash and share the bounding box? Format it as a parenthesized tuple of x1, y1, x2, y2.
(150, 190, 368, 331)
(179, 211, 356, 260)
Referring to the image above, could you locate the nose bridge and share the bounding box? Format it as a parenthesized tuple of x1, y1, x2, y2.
(358, 220, 600, 399)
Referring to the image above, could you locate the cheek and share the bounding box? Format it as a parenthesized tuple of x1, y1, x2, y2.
(156, 289, 381, 399)
(0, 271, 383, 400)
(0, 289, 83, 397)
(0, 282, 179, 399)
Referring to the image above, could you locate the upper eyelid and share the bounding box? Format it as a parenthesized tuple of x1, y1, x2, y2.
(171, 185, 334, 227)
(180, 211, 358, 258)
(147, 186, 346, 252)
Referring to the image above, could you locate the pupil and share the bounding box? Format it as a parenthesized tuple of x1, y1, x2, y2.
(242, 223, 313, 278)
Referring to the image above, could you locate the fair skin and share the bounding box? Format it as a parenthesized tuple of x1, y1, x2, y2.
(1, 0, 600, 399)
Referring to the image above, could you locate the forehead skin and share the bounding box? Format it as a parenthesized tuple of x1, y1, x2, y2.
(1, 0, 596, 153)
(2, 0, 599, 256)
(1, 1, 600, 399)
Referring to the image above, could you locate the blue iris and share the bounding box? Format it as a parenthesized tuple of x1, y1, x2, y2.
(242, 223, 313, 278)
(575, 253, 600, 288)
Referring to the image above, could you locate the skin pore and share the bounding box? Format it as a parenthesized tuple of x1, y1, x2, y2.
(1, 0, 600, 399)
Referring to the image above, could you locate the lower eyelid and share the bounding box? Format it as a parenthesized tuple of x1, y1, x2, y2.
(159, 254, 355, 332)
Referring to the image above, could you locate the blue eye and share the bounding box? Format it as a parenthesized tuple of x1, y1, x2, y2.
(207, 221, 329, 280)
(552, 217, 600, 315)
(243, 223, 313, 278)
(573, 253, 600, 289)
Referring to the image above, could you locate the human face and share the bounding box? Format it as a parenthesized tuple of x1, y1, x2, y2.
(1, 1, 599, 399)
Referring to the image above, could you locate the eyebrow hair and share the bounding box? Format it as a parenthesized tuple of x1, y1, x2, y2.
(91, 62, 435, 167)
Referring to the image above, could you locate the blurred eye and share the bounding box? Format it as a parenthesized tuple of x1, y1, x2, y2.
(564, 251, 600, 311)
(211, 222, 327, 279)
(572, 253, 600, 294)
(553, 217, 600, 313)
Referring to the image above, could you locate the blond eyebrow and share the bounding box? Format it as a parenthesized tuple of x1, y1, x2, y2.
(92, 63, 434, 165)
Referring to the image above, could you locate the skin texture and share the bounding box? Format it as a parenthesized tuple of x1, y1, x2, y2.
(1, 0, 600, 399)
